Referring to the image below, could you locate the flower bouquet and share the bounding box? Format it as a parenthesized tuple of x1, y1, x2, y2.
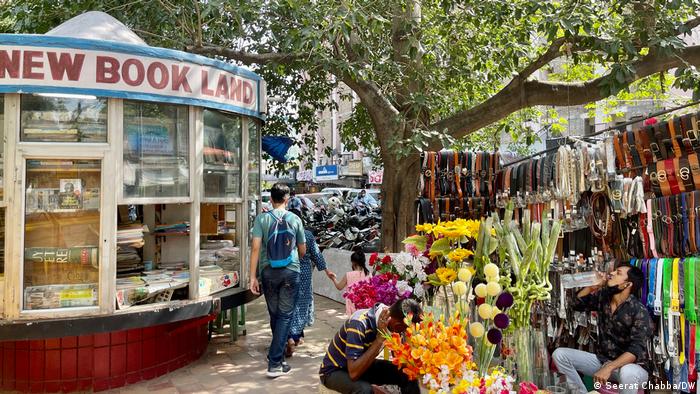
(380, 220, 536, 393)
(344, 272, 406, 309)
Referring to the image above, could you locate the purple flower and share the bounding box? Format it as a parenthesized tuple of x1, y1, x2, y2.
(487, 328, 502, 345)
(496, 292, 514, 309)
(494, 313, 510, 329)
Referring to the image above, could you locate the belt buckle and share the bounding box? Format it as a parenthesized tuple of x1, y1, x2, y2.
(462, 168, 468, 176)
(480, 170, 487, 178)
(654, 301, 662, 316)
(681, 167, 691, 181)
(658, 169, 667, 182)
(651, 143, 661, 155)
(689, 130, 699, 144)
(611, 190, 622, 201)
(663, 215, 673, 224)
(672, 299, 681, 313)
(650, 171, 658, 185)
(424, 169, 432, 178)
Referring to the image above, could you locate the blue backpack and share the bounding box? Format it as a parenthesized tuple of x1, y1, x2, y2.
(266, 211, 296, 268)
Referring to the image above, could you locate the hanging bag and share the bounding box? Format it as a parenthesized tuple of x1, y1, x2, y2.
(266, 211, 296, 268)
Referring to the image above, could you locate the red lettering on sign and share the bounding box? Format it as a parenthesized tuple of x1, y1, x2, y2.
(47, 52, 85, 81)
(201, 70, 215, 96)
(229, 78, 242, 102)
(147, 62, 169, 90)
(22, 50, 43, 79)
(122, 59, 145, 86)
(96, 56, 120, 83)
(215, 74, 229, 99)
(242, 81, 254, 105)
(171, 65, 192, 93)
(0, 50, 20, 78)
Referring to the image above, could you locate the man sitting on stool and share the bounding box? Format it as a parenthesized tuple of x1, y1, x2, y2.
(553, 264, 652, 394)
(319, 299, 422, 394)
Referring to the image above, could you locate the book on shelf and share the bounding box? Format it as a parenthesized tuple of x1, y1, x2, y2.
(24, 283, 98, 310)
(82, 188, 100, 210)
(24, 246, 99, 267)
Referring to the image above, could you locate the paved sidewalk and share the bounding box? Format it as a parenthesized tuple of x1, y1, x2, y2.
(111, 295, 347, 394)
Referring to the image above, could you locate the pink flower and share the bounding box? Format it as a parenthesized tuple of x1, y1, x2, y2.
(518, 381, 538, 394)
(405, 243, 420, 257)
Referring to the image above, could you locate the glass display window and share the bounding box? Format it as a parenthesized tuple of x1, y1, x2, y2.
(20, 94, 107, 143)
(247, 120, 261, 200)
(123, 101, 189, 199)
(199, 203, 240, 296)
(23, 159, 101, 310)
(0, 94, 4, 201)
(203, 110, 242, 199)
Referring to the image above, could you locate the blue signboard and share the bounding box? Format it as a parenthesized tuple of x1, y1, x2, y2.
(314, 165, 339, 181)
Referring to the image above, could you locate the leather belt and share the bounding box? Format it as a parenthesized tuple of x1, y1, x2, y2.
(690, 194, 697, 254)
(658, 160, 671, 197)
(666, 159, 681, 196)
(680, 156, 694, 192)
(628, 130, 643, 168)
(670, 119, 683, 158)
(613, 132, 626, 172)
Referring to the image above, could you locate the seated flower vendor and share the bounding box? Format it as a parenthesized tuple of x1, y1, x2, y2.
(553, 265, 652, 394)
(319, 299, 422, 394)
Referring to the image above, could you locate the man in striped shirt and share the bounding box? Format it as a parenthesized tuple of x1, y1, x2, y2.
(319, 299, 422, 394)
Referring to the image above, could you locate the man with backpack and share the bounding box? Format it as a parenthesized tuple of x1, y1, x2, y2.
(249, 183, 307, 378)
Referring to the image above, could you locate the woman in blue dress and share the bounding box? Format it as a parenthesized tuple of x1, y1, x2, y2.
(287, 210, 335, 356)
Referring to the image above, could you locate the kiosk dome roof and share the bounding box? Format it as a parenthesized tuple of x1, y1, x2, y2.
(46, 11, 147, 46)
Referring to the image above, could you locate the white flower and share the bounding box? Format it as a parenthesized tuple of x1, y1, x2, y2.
(413, 283, 425, 299)
(396, 280, 412, 296)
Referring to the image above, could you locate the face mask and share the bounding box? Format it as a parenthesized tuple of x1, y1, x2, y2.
(606, 282, 628, 296)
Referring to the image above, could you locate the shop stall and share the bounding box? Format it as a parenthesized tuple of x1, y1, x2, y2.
(0, 11, 264, 392)
(414, 101, 700, 392)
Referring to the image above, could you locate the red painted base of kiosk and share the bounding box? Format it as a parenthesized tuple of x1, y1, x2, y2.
(0, 315, 210, 392)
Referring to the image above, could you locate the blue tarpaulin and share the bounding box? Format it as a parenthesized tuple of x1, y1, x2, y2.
(262, 136, 294, 163)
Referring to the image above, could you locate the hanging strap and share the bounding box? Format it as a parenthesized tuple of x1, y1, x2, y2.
(673, 258, 681, 313)
(656, 258, 666, 316)
(664, 258, 673, 316)
(648, 257, 659, 313)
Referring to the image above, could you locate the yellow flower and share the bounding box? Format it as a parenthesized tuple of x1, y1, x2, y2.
(415, 223, 434, 234)
(486, 281, 502, 296)
(474, 283, 488, 298)
(478, 304, 492, 319)
(447, 248, 473, 262)
(453, 281, 468, 296)
(484, 263, 499, 277)
(458, 268, 472, 282)
(469, 322, 485, 337)
(436, 267, 457, 284)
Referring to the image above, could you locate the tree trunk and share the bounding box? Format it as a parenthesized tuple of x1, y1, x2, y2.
(380, 155, 421, 252)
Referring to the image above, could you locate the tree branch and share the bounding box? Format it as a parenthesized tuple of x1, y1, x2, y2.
(518, 37, 567, 80)
(185, 45, 303, 65)
(430, 44, 700, 146)
(680, 15, 700, 35)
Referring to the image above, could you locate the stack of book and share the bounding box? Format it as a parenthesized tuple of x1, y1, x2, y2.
(200, 240, 240, 272)
(153, 221, 190, 235)
(116, 223, 148, 275)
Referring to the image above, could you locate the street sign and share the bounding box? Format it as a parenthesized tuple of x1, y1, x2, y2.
(314, 165, 339, 181)
(368, 170, 383, 184)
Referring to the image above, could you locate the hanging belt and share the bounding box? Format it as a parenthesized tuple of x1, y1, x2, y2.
(650, 162, 662, 197)
(628, 130, 643, 168)
(649, 124, 666, 161)
(648, 199, 659, 258)
(680, 156, 694, 192)
(659, 160, 671, 196)
(690, 194, 698, 254)
(614, 132, 626, 172)
(655, 258, 666, 316)
(504, 166, 512, 198)
(667, 159, 682, 196)
(649, 257, 659, 313)
(622, 131, 634, 172)
(636, 128, 651, 166)
(642, 259, 649, 306)
(690, 154, 700, 190)
(682, 193, 690, 256)
(673, 258, 681, 313)
(670, 119, 683, 158)
(654, 198, 664, 256)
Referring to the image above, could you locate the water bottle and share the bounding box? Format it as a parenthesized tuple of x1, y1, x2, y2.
(560, 271, 602, 289)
